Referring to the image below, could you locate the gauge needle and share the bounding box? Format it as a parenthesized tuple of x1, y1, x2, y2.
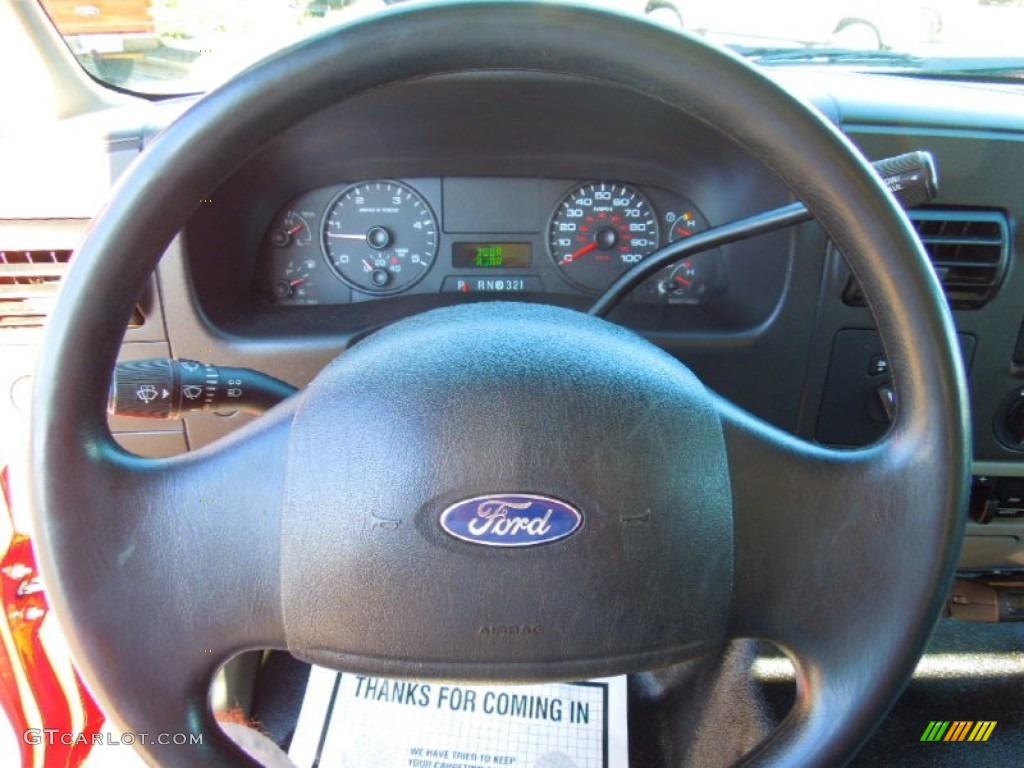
(290, 276, 308, 287)
(675, 275, 692, 287)
(287, 224, 305, 235)
(562, 241, 598, 264)
(362, 259, 374, 271)
(326, 233, 367, 239)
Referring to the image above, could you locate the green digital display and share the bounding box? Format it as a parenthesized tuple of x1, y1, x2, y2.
(452, 242, 532, 269)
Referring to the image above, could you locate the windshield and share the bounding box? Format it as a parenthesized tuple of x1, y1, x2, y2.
(38, 0, 1024, 95)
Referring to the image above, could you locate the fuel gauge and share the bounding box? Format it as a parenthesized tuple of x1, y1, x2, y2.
(271, 256, 320, 305)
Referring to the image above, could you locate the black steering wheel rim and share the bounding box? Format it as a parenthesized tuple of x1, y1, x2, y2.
(31, 2, 969, 766)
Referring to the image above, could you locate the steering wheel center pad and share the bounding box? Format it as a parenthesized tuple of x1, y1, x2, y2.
(282, 303, 733, 678)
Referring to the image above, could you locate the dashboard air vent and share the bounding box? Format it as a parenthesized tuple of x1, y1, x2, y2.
(844, 209, 1010, 310)
(0, 249, 71, 330)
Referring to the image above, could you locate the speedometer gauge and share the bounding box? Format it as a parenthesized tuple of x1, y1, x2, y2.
(322, 180, 438, 295)
(549, 182, 659, 292)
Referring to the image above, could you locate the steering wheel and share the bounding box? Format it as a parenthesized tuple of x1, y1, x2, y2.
(31, 2, 969, 765)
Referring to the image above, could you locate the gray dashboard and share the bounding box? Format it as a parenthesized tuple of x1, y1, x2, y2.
(183, 74, 793, 341)
(5, 67, 1024, 571)
(178, 70, 1024, 572)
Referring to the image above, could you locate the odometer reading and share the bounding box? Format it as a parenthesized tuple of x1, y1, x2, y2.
(322, 180, 437, 295)
(452, 242, 532, 269)
(549, 182, 660, 292)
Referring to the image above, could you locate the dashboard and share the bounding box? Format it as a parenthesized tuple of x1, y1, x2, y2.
(5, 66, 1024, 573)
(182, 74, 793, 342)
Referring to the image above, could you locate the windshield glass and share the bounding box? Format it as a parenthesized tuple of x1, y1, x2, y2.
(38, 0, 1024, 95)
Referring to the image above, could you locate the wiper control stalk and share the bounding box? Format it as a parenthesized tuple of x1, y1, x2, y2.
(109, 358, 297, 419)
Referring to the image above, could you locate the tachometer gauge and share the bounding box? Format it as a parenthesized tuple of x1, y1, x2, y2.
(549, 182, 659, 292)
(322, 180, 438, 295)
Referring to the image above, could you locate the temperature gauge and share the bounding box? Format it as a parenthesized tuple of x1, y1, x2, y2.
(269, 211, 313, 249)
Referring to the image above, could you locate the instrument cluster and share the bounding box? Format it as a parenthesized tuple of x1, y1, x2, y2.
(257, 177, 722, 308)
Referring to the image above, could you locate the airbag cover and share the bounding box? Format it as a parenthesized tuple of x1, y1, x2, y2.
(280, 303, 733, 679)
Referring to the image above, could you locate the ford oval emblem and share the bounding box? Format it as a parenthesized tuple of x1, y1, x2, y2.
(439, 494, 582, 548)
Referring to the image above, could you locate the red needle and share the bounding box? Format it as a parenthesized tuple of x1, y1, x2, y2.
(289, 276, 308, 287)
(675, 275, 692, 287)
(287, 224, 304, 235)
(563, 241, 598, 264)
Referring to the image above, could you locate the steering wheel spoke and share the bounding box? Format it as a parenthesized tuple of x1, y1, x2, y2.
(715, 395, 964, 763)
(32, 398, 293, 763)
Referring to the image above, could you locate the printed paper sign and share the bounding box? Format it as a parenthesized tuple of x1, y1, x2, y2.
(289, 669, 628, 768)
